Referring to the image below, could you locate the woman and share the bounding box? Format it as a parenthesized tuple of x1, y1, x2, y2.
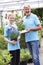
(4, 14, 20, 65)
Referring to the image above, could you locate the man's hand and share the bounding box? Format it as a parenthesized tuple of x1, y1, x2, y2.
(26, 28, 31, 32)
(26, 24, 42, 32)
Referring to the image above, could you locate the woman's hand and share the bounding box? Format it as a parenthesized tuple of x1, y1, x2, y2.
(9, 40, 17, 44)
(4, 37, 17, 44)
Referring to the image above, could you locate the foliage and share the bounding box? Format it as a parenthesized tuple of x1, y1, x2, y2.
(14, 12, 21, 22)
(0, 27, 4, 35)
(31, 8, 43, 20)
(38, 30, 42, 41)
(14, 13, 25, 31)
(10, 32, 19, 40)
(0, 50, 12, 65)
(20, 49, 31, 61)
(11, 10, 14, 13)
(17, 22, 25, 31)
(9, 26, 19, 41)
(0, 34, 7, 49)
(20, 34, 26, 48)
(0, 27, 7, 49)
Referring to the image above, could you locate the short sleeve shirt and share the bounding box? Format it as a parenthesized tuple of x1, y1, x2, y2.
(4, 24, 20, 51)
(22, 13, 40, 42)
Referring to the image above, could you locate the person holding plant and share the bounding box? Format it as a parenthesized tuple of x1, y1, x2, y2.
(4, 13, 20, 65)
(21, 5, 42, 65)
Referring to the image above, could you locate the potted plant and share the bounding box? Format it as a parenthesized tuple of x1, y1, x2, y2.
(8, 25, 20, 41)
(20, 49, 31, 65)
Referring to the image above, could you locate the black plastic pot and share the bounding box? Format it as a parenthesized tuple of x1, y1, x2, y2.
(27, 58, 33, 63)
(11, 38, 17, 41)
(20, 60, 27, 65)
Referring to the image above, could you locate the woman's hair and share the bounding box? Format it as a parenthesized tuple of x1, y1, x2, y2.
(8, 13, 14, 19)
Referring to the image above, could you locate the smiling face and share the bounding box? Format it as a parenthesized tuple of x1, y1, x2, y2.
(8, 14, 14, 24)
(24, 5, 31, 16)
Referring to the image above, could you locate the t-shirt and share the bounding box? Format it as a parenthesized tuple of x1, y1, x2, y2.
(4, 24, 20, 51)
(22, 13, 40, 42)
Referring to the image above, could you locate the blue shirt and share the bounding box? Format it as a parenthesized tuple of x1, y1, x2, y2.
(22, 13, 40, 42)
(4, 24, 20, 51)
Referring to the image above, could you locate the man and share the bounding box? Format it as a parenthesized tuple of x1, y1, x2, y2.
(22, 5, 42, 65)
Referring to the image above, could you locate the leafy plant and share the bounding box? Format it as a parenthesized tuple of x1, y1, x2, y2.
(0, 50, 12, 65)
(14, 13, 25, 31)
(14, 14, 21, 22)
(0, 34, 7, 49)
(0, 27, 4, 35)
(20, 49, 31, 61)
(9, 26, 20, 41)
(17, 22, 25, 31)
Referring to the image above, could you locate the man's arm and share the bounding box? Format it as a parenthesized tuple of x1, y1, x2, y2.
(27, 24, 42, 32)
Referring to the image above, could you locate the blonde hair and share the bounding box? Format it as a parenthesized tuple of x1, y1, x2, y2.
(8, 13, 14, 19)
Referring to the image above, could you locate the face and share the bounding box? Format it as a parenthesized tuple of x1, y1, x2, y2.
(24, 6, 31, 16)
(8, 14, 14, 24)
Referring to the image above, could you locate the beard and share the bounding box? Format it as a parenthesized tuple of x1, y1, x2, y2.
(26, 12, 30, 16)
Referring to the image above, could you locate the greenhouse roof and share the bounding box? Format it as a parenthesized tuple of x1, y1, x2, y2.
(0, 0, 43, 11)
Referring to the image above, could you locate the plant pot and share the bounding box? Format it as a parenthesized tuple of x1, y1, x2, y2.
(20, 60, 27, 65)
(27, 58, 33, 63)
(11, 38, 17, 41)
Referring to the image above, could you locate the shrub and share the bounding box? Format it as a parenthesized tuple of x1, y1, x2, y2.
(20, 49, 31, 61)
(20, 34, 27, 48)
(17, 22, 25, 31)
(0, 34, 7, 49)
(0, 50, 12, 65)
(0, 27, 4, 35)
